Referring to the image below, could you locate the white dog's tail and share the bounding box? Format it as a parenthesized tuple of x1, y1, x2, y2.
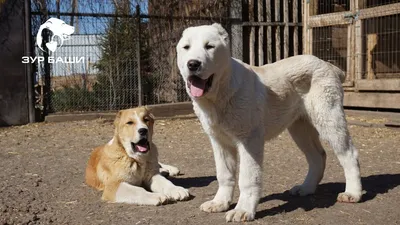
(328, 62, 346, 83)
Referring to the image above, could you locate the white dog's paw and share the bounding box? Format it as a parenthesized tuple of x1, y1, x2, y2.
(200, 200, 230, 213)
(163, 186, 190, 201)
(165, 166, 180, 177)
(289, 184, 316, 196)
(148, 193, 170, 206)
(159, 163, 181, 176)
(225, 209, 255, 222)
(337, 192, 361, 203)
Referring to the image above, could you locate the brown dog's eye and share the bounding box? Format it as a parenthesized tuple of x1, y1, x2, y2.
(143, 117, 150, 123)
(126, 121, 134, 125)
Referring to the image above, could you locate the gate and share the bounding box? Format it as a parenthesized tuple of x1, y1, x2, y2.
(303, 0, 400, 109)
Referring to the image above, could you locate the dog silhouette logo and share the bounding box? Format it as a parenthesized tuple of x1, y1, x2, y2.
(36, 18, 75, 53)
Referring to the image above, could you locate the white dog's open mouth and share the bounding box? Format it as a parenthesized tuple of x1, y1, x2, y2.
(131, 139, 150, 153)
(188, 75, 214, 97)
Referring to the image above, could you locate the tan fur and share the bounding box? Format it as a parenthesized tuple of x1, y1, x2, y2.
(85, 107, 190, 204)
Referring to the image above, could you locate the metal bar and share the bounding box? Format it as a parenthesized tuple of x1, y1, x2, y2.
(249, 0, 255, 65)
(275, 0, 281, 60)
(293, 0, 299, 55)
(258, 0, 264, 65)
(266, 0, 272, 63)
(24, 0, 35, 123)
(31, 11, 241, 21)
(136, 5, 142, 106)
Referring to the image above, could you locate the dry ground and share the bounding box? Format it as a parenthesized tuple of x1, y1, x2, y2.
(0, 115, 399, 225)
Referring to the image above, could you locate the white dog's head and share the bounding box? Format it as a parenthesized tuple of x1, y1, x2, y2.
(36, 18, 75, 52)
(176, 23, 231, 99)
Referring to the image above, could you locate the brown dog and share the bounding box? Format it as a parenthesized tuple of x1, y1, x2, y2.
(85, 107, 190, 205)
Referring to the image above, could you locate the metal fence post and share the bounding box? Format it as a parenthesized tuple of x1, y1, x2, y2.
(136, 4, 142, 106)
(24, 0, 35, 123)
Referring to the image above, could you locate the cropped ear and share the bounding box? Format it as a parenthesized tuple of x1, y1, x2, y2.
(144, 106, 155, 124)
(114, 110, 122, 134)
(212, 23, 229, 44)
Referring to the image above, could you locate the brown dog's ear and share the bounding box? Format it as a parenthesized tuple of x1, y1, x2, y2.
(114, 110, 122, 130)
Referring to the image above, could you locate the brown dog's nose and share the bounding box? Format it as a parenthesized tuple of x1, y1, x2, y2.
(187, 60, 201, 71)
(138, 128, 148, 136)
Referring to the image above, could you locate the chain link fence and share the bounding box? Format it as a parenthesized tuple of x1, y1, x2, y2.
(30, 0, 237, 113)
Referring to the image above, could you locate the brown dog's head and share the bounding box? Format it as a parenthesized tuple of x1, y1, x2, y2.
(113, 107, 155, 158)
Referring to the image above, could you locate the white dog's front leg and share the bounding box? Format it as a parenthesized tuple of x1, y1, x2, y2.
(114, 182, 169, 206)
(200, 137, 237, 213)
(148, 174, 190, 201)
(225, 133, 264, 222)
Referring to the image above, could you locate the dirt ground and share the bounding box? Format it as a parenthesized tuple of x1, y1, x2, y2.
(1, 115, 399, 225)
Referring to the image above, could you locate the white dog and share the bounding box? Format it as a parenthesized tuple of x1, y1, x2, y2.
(36, 18, 75, 52)
(176, 24, 362, 222)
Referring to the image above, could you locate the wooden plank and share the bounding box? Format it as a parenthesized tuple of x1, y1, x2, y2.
(344, 92, 400, 109)
(366, 34, 378, 79)
(293, 0, 298, 55)
(343, 81, 355, 87)
(242, 21, 301, 26)
(283, 0, 289, 58)
(308, 11, 352, 28)
(303, 0, 312, 54)
(358, 3, 400, 20)
(354, 8, 363, 80)
(310, 0, 318, 16)
(266, 0, 272, 63)
(258, 0, 264, 65)
(355, 79, 400, 91)
(346, 25, 352, 83)
(275, 0, 281, 60)
(249, 0, 255, 65)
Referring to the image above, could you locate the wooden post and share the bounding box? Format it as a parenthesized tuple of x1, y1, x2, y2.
(293, 0, 299, 55)
(355, 0, 363, 80)
(266, 0, 272, 63)
(258, 0, 264, 65)
(275, 0, 281, 60)
(366, 33, 378, 79)
(283, 0, 289, 58)
(346, 25, 352, 83)
(230, 0, 243, 60)
(249, 0, 256, 65)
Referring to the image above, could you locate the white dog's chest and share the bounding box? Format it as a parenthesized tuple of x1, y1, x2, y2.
(194, 102, 260, 140)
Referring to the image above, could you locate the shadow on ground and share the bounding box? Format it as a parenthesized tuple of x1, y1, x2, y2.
(256, 173, 400, 219)
(169, 175, 217, 188)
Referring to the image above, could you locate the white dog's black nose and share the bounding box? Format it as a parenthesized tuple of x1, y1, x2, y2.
(138, 128, 148, 136)
(187, 60, 201, 71)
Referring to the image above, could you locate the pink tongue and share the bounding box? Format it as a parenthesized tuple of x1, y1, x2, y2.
(136, 144, 148, 152)
(189, 77, 207, 97)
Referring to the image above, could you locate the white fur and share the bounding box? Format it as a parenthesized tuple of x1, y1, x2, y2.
(159, 162, 180, 176)
(176, 23, 362, 222)
(115, 182, 169, 206)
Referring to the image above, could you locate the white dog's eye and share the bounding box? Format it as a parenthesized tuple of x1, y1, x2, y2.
(183, 45, 190, 50)
(205, 44, 215, 50)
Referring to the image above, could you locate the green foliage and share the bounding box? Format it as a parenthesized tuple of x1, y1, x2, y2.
(51, 84, 99, 112)
(51, 5, 154, 112)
